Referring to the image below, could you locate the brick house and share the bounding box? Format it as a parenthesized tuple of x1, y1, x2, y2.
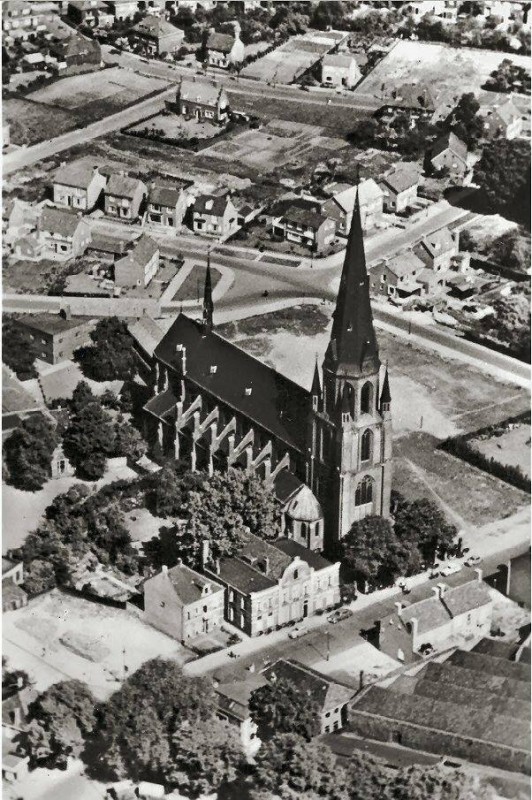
(377, 83, 436, 126)
(13, 312, 96, 365)
(67, 0, 105, 27)
(131, 15, 185, 55)
(321, 53, 361, 89)
(481, 97, 524, 140)
(370, 252, 425, 300)
(175, 78, 230, 123)
(39, 206, 91, 260)
(3, 1, 58, 45)
(53, 161, 107, 212)
(377, 573, 493, 663)
(146, 182, 187, 230)
(2, 558, 28, 612)
(105, 174, 147, 221)
(206, 29, 244, 69)
(259, 659, 355, 735)
(271, 205, 336, 253)
(427, 132, 468, 180)
(413, 227, 458, 273)
(192, 194, 238, 240)
(114, 234, 159, 289)
(203, 529, 340, 637)
(379, 167, 419, 213)
(50, 32, 102, 71)
(322, 179, 384, 233)
(144, 560, 224, 642)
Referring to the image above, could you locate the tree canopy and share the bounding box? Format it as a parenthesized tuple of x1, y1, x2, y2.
(249, 678, 322, 741)
(392, 495, 457, 563)
(4, 412, 59, 491)
(474, 138, 531, 224)
(76, 317, 137, 381)
(63, 400, 116, 480)
(2, 318, 38, 379)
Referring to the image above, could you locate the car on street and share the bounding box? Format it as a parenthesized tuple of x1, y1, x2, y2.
(464, 555, 481, 567)
(419, 643, 434, 656)
(440, 562, 462, 577)
(288, 624, 311, 639)
(327, 608, 353, 624)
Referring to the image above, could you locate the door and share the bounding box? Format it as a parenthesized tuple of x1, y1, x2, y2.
(303, 600, 309, 618)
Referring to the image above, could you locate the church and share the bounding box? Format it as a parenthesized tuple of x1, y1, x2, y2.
(142, 183, 392, 553)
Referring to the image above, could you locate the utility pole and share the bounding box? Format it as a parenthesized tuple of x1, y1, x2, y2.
(326, 629, 330, 662)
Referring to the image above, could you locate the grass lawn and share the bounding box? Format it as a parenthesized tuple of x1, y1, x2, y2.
(3, 97, 79, 146)
(469, 423, 531, 478)
(2, 254, 90, 295)
(172, 263, 221, 302)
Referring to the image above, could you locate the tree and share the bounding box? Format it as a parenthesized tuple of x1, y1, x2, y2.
(22, 680, 96, 768)
(166, 718, 243, 798)
(114, 419, 147, 461)
(23, 559, 57, 595)
(392, 495, 457, 563)
(388, 765, 495, 800)
(4, 413, 59, 491)
(341, 516, 419, 588)
(70, 381, 96, 415)
(485, 58, 531, 94)
(249, 678, 321, 740)
(475, 283, 531, 359)
(474, 139, 531, 224)
(63, 401, 116, 480)
(2, 318, 38, 379)
(447, 92, 483, 148)
(76, 317, 137, 381)
(485, 229, 531, 273)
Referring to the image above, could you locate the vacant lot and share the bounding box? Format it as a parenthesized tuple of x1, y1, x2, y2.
(3, 590, 191, 700)
(358, 40, 530, 104)
(470, 422, 531, 478)
(3, 97, 79, 146)
(128, 112, 220, 141)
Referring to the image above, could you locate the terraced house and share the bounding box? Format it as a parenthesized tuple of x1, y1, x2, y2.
(39, 207, 91, 260)
(146, 181, 187, 230)
(53, 162, 107, 212)
(105, 174, 147, 222)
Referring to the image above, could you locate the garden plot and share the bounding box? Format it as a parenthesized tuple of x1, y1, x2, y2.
(469, 421, 531, 478)
(358, 40, 530, 104)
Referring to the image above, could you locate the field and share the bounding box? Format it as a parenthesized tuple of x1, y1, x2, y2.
(3, 97, 79, 147)
(357, 40, 531, 105)
(128, 112, 220, 141)
(3, 590, 192, 700)
(470, 422, 531, 478)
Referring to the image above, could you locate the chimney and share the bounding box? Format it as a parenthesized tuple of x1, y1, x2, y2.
(215, 558, 220, 575)
(60, 304, 71, 321)
(176, 558, 182, 567)
(16, 675, 24, 689)
(437, 582, 447, 597)
(408, 616, 419, 640)
(247, 663, 256, 673)
(162, 564, 168, 575)
(474, 568, 483, 583)
(201, 539, 210, 568)
(263, 556, 270, 575)
(431, 586, 440, 599)
(394, 601, 403, 616)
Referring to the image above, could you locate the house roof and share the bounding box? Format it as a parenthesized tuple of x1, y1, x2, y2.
(88, 234, 129, 256)
(399, 594, 451, 635)
(207, 31, 235, 53)
(236, 529, 292, 582)
(150, 182, 184, 208)
(2, 557, 18, 575)
(153, 562, 223, 605)
(471, 638, 521, 661)
(217, 674, 268, 722)
(353, 685, 530, 752)
(57, 32, 100, 60)
(395, 580, 492, 635)
(493, 98, 521, 125)
(273, 469, 304, 504)
(144, 388, 178, 420)
(380, 167, 419, 194)
(430, 131, 468, 164)
(107, 173, 145, 199)
(38, 362, 83, 402)
(412, 675, 530, 721)
(115, 234, 158, 272)
(449, 649, 531, 683)
(194, 194, 231, 217)
(54, 161, 102, 190)
(421, 660, 530, 702)
(154, 314, 310, 452)
(14, 313, 91, 336)
(282, 206, 329, 230)
(440, 580, 492, 619)
(39, 207, 85, 237)
(386, 83, 436, 112)
(283, 484, 323, 522)
(274, 538, 331, 570)
(414, 227, 455, 264)
(2, 366, 41, 415)
(379, 252, 425, 278)
(3, 581, 28, 604)
(214, 555, 276, 593)
(133, 14, 183, 39)
(262, 659, 354, 713)
(178, 78, 225, 107)
(127, 316, 164, 358)
(322, 53, 355, 68)
(326, 179, 384, 216)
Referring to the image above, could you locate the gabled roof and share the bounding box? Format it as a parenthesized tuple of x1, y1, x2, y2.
(107, 173, 145, 199)
(414, 227, 456, 262)
(133, 14, 183, 39)
(217, 674, 268, 722)
(422, 660, 530, 702)
(393, 579, 492, 636)
(430, 131, 468, 163)
(54, 161, 102, 190)
(262, 659, 354, 713)
(273, 469, 304, 504)
(449, 649, 530, 683)
(386, 83, 436, 112)
(57, 32, 100, 60)
(14, 313, 91, 336)
(149, 182, 184, 208)
(207, 31, 236, 53)
(39, 207, 85, 237)
(380, 167, 419, 194)
(178, 78, 225, 107)
(194, 194, 231, 217)
(282, 206, 329, 230)
(115, 234, 158, 275)
(493, 98, 521, 125)
(378, 252, 425, 278)
(274, 538, 331, 570)
(440, 580, 492, 619)
(153, 562, 223, 605)
(154, 314, 310, 452)
(127, 316, 164, 358)
(322, 53, 355, 68)
(2, 557, 18, 575)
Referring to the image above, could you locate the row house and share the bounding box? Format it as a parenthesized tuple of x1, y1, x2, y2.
(53, 161, 107, 212)
(412, 227, 458, 273)
(272, 206, 336, 253)
(321, 53, 361, 89)
(114, 233, 159, 289)
(203, 529, 340, 637)
(105, 173, 147, 221)
(370, 252, 426, 300)
(192, 194, 238, 240)
(131, 14, 185, 55)
(322, 179, 384, 234)
(379, 167, 419, 213)
(175, 78, 230, 123)
(206, 29, 244, 69)
(146, 181, 187, 230)
(2, 1, 58, 45)
(39, 206, 91, 260)
(49, 32, 102, 72)
(144, 560, 225, 642)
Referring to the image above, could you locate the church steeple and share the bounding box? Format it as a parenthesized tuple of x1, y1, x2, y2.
(202, 254, 214, 332)
(380, 366, 391, 412)
(311, 357, 321, 410)
(325, 174, 379, 377)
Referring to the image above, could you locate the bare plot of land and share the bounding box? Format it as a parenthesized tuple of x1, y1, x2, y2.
(3, 97, 78, 146)
(3, 590, 191, 699)
(470, 423, 531, 478)
(128, 112, 219, 141)
(358, 40, 530, 104)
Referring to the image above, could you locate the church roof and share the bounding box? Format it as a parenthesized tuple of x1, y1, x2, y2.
(154, 315, 310, 453)
(325, 184, 380, 376)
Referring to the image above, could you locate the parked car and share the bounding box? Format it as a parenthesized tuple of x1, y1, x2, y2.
(465, 555, 481, 567)
(327, 608, 353, 624)
(440, 562, 462, 577)
(419, 643, 434, 656)
(288, 625, 310, 639)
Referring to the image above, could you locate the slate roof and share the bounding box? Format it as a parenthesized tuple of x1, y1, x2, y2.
(262, 659, 354, 713)
(14, 313, 90, 336)
(352, 685, 530, 752)
(215, 555, 276, 593)
(386, 83, 436, 111)
(449, 649, 531, 683)
(127, 316, 164, 358)
(2, 687, 38, 726)
(440, 580, 491, 619)
(422, 660, 531, 702)
(217, 675, 268, 722)
(156, 562, 223, 605)
(144, 388, 178, 420)
(178, 78, 225, 107)
(39, 206, 85, 237)
(282, 206, 329, 230)
(154, 314, 310, 452)
(39, 362, 83, 402)
(395, 579, 492, 635)
(380, 168, 419, 194)
(399, 595, 451, 635)
(380, 252, 425, 278)
(88, 234, 128, 256)
(430, 131, 468, 163)
(322, 53, 355, 68)
(414, 227, 456, 263)
(133, 14, 183, 39)
(273, 469, 304, 504)
(207, 31, 235, 53)
(412, 676, 530, 721)
(327, 179, 384, 216)
(274, 538, 330, 570)
(54, 161, 102, 190)
(3, 581, 28, 605)
(115, 234, 158, 273)
(107, 173, 145, 199)
(283, 484, 323, 522)
(194, 194, 231, 217)
(150, 182, 184, 208)
(237, 529, 292, 582)
(493, 98, 521, 125)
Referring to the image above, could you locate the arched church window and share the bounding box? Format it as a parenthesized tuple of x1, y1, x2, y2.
(355, 476, 373, 506)
(361, 382, 373, 413)
(361, 429, 373, 462)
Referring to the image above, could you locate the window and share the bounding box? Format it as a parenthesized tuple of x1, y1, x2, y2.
(355, 476, 373, 506)
(361, 429, 373, 462)
(360, 382, 373, 414)
(294, 569, 299, 580)
(203, 605, 208, 613)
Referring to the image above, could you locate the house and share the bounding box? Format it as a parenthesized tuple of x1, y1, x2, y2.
(206, 28, 245, 69)
(259, 659, 355, 735)
(2, 745, 29, 783)
(203, 529, 340, 637)
(377, 83, 436, 124)
(87, 233, 130, 264)
(39, 206, 91, 260)
(274, 470, 324, 551)
(67, 0, 106, 26)
(216, 675, 265, 756)
(105, 173, 147, 221)
(53, 161, 107, 212)
(50, 31, 102, 71)
(175, 78, 230, 123)
(144, 560, 224, 642)
(3, 198, 39, 246)
(2, 0, 59, 44)
(106, 0, 138, 19)
(377, 572, 493, 663)
(127, 316, 165, 382)
(271, 205, 336, 253)
(482, 97, 524, 139)
(131, 14, 185, 55)
(146, 181, 187, 230)
(413, 227, 458, 273)
(114, 234, 159, 288)
(321, 53, 361, 89)
(3, 685, 39, 731)
(427, 131, 468, 179)
(2, 558, 28, 613)
(379, 167, 419, 213)
(192, 194, 238, 240)
(13, 312, 96, 365)
(322, 179, 384, 233)
(370, 252, 426, 300)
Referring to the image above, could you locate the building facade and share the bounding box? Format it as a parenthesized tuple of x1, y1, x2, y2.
(192, 194, 238, 240)
(379, 168, 419, 213)
(146, 182, 187, 230)
(175, 79, 230, 123)
(114, 234, 159, 289)
(321, 53, 361, 89)
(131, 15, 185, 54)
(206, 30, 245, 68)
(13, 312, 96, 365)
(105, 174, 147, 221)
(53, 162, 107, 212)
(39, 207, 91, 260)
(271, 207, 336, 253)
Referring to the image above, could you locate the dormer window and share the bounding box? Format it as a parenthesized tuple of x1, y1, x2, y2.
(245, 387, 252, 396)
(210, 365, 217, 374)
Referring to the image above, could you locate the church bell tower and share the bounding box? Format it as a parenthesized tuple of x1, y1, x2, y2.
(308, 180, 392, 546)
